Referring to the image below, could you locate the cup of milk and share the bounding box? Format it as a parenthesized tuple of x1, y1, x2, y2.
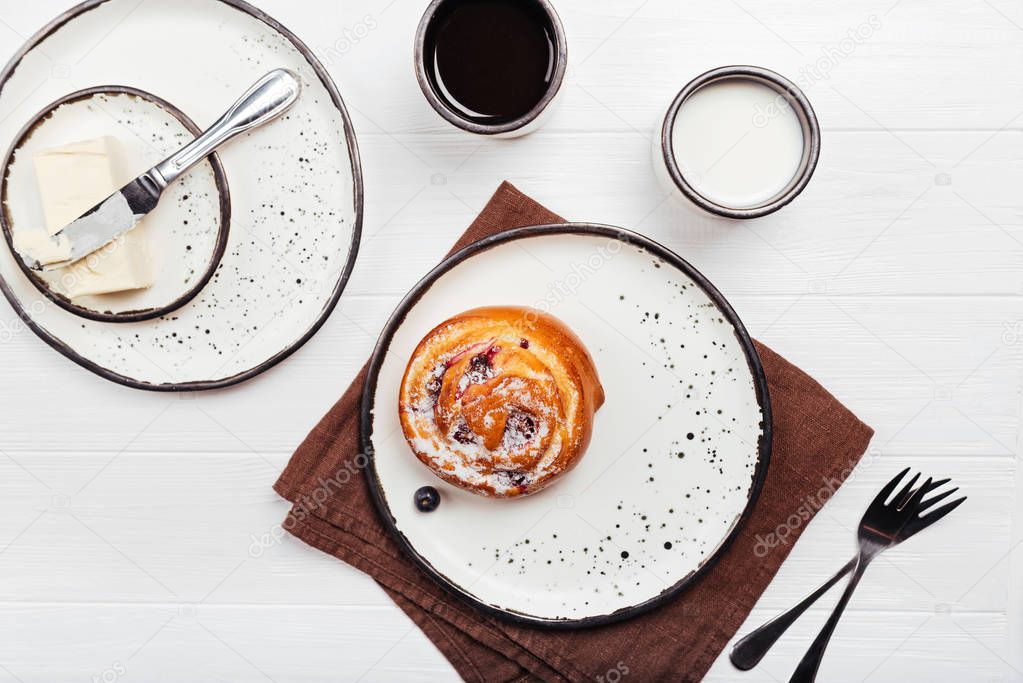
(654, 65, 820, 219)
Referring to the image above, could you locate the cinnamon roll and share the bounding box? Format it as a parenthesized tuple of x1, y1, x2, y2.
(398, 306, 605, 497)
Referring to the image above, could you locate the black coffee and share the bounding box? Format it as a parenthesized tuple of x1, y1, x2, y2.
(424, 0, 556, 125)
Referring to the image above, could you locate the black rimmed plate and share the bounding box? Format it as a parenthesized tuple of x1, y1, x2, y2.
(1, 86, 231, 322)
(0, 0, 361, 390)
(362, 224, 771, 628)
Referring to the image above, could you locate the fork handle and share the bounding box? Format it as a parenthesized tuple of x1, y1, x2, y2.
(730, 557, 856, 670)
(789, 556, 871, 683)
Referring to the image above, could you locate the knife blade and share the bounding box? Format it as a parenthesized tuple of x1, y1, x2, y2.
(25, 68, 301, 271)
(29, 175, 161, 270)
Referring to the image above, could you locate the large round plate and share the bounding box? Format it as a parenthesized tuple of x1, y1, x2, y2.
(363, 224, 771, 628)
(0, 0, 361, 390)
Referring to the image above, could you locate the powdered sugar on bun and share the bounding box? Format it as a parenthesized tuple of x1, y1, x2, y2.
(398, 306, 605, 497)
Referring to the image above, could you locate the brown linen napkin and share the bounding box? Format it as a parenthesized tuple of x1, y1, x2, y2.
(274, 182, 874, 683)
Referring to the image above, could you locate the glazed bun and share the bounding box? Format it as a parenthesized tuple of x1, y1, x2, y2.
(398, 306, 604, 497)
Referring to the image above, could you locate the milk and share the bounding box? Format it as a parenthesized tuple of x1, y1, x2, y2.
(670, 79, 805, 209)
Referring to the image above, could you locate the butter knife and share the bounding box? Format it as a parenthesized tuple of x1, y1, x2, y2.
(25, 68, 301, 271)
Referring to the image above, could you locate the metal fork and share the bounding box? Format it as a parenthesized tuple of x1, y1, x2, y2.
(729, 468, 966, 680)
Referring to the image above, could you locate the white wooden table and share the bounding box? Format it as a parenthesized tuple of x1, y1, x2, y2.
(0, 0, 1020, 680)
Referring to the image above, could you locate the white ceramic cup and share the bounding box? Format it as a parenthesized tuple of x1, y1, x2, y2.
(654, 65, 821, 219)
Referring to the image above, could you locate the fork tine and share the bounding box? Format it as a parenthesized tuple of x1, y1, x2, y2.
(894, 477, 947, 509)
(871, 467, 910, 510)
(922, 496, 967, 522)
(911, 477, 951, 506)
(900, 477, 932, 511)
(893, 472, 921, 507)
(918, 487, 959, 514)
(902, 496, 967, 537)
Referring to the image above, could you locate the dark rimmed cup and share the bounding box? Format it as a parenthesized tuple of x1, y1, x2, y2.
(656, 65, 821, 219)
(0, 85, 231, 323)
(414, 0, 568, 137)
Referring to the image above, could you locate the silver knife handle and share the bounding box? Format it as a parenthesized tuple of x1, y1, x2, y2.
(151, 69, 301, 188)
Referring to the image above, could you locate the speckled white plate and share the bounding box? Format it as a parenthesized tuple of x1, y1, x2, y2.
(1, 86, 230, 322)
(363, 225, 771, 628)
(0, 0, 361, 390)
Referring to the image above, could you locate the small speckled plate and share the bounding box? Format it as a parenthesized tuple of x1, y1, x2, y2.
(363, 224, 771, 628)
(0, 0, 361, 390)
(1, 86, 230, 322)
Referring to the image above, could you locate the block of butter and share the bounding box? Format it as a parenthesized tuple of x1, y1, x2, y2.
(27, 136, 153, 298)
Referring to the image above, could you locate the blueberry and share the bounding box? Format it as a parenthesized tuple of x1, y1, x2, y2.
(468, 352, 491, 374)
(506, 412, 536, 440)
(496, 470, 529, 488)
(452, 424, 475, 444)
(414, 486, 440, 512)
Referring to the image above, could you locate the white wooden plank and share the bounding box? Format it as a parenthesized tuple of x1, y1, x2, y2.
(0, 604, 1007, 683)
(1011, 424, 1023, 678)
(334, 129, 1023, 299)
(1, 294, 1017, 456)
(706, 611, 1012, 683)
(0, 452, 1010, 614)
(243, 0, 1023, 133)
(0, 604, 457, 683)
